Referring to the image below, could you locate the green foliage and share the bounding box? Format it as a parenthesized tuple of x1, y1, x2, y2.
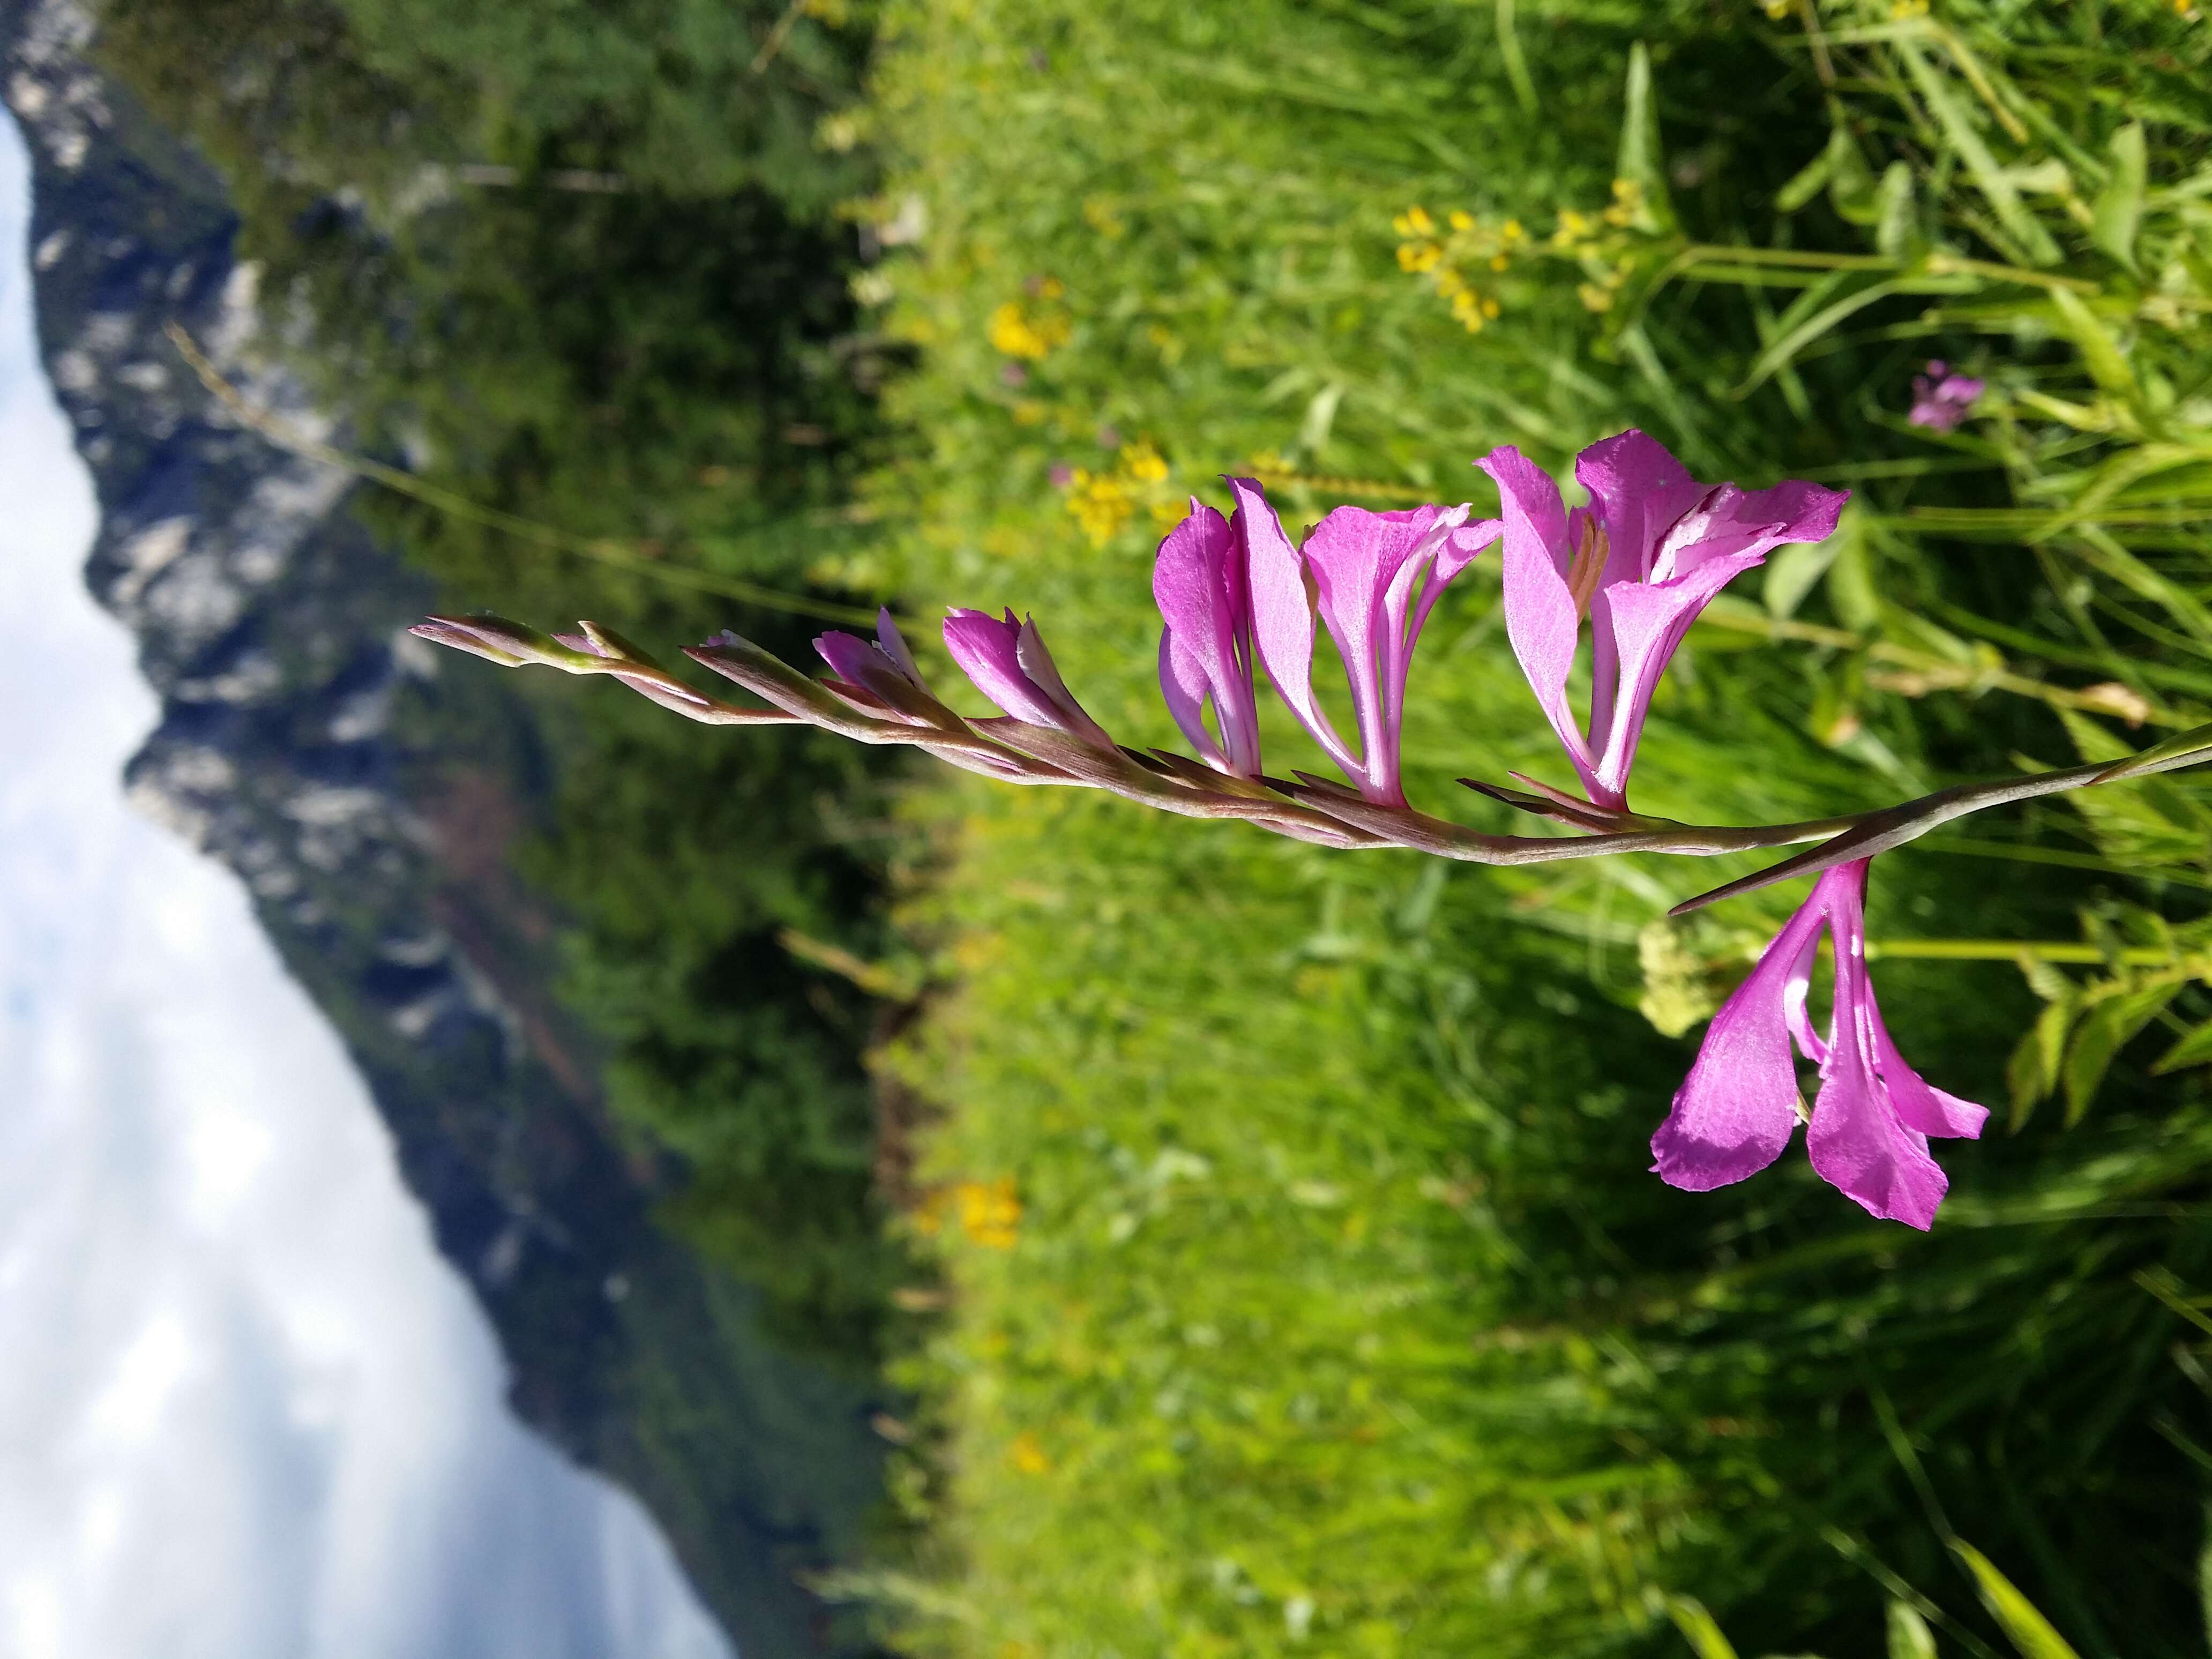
(846, 1, 2212, 1655)
(95, 0, 871, 210)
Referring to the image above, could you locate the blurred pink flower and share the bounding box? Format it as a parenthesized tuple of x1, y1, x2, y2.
(1909, 361, 1984, 432)
(1650, 857, 1987, 1229)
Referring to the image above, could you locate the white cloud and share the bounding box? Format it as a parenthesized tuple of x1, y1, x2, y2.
(0, 111, 734, 1659)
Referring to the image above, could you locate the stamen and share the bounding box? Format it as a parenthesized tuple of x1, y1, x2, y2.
(1565, 517, 1610, 619)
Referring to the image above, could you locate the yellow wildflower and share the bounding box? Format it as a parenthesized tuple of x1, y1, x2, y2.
(1121, 440, 1169, 482)
(1448, 209, 1475, 232)
(956, 1178, 1022, 1249)
(1009, 1432, 1052, 1475)
(1065, 470, 1133, 546)
(1392, 205, 1436, 236)
(988, 300, 1071, 361)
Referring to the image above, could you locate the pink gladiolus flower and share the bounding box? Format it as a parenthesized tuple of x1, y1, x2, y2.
(1228, 476, 1499, 805)
(941, 607, 1114, 746)
(814, 608, 939, 723)
(1650, 858, 1987, 1230)
(1481, 431, 1847, 812)
(1909, 360, 1985, 432)
(1153, 498, 1262, 776)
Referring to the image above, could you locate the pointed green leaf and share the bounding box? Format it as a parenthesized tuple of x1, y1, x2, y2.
(1825, 517, 1881, 632)
(2153, 1018, 2212, 1076)
(1765, 534, 1843, 621)
(1874, 162, 1918, 260)
(2047, 287, 2140, 409)
(1952, 1542, 2082, 1659)
(2009, 996, 2074, 1128)
(2062, 981, 2180, 1125)
(2055, 707, 2134, 766)
(1896, 42, 2061, 266)
(2014, 951, 2073, 1006)
(1736, 275, 1903, 399)
(1664, 1596, 1740, 1659)
(2091, 718, 2212, 784)
(1493, 0, 1537, 116)
(1887, 1600, 1938, 1659)
(1616, 43, 1678, 235)
(1775, 142, 1835, 215)
(2092, 123, 2146, 273)
(1825, 122, 1880, 225)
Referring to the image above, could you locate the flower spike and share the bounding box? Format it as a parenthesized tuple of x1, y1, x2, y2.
(1650, 857, 1986, 1229)
(1482, 431, 1845, 811)
(1230, 476, 1498, 805)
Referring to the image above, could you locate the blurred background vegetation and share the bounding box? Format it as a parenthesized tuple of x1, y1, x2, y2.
(85, 0, 2212, 1655)
(94, 0, 916, 1364)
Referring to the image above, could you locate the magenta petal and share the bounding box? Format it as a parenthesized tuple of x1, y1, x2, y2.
(941, 608, 1068, 728)
(875, 608, 924, 682)
(1434, 517, 1501, 587)
(1157, 631, 1225, 767)
(814, 630, 883, 684)
(1805, 1019, 1949, 1231)
(1870, 1004, 1990, 1140)
(1481, 446, 1599, 799)
(1370, 506, 1479, 802)
(1230, 476, 1361, 778)
(1154, 499, 1259, 774)
(1656, 480, 1847, 578)
(1650, 896, 1828, 1191)
(1304, 504, 1455, 797)
(1411, 518, 1500, 642)
(1574, 430, 1708, 582)
(1587, 550, 1763, 799)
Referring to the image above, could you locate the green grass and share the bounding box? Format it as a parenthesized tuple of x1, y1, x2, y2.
(840, 2, 2212, 1654)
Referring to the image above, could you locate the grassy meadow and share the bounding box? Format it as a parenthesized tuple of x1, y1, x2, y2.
(838, 3, 2212, 1655)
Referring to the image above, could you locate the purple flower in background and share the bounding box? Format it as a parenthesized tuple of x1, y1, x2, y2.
(1482, 431, 1846, 812)
(1154, 498, 1262, 776)
(941, 607, 1114, 746)
(1650, 858, 1987, 1229)
(814, 608, 939, 723)
(1908, 361, 1984, 432)
(1228, 477, 1499, 805)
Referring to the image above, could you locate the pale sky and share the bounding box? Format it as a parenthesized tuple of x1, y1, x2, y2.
(0, 110, 735, 1659)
